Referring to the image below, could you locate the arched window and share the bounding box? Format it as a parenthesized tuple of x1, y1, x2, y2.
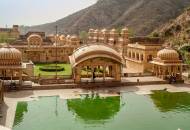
(128, 51, 131, 58)
(136, 53, 140, 60)
(132, 52, 135, 59)
(147, 55, 153, 62)
(141, 54, 144, 61)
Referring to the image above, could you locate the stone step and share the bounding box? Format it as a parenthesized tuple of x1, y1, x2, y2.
(21, 85, 33, 90)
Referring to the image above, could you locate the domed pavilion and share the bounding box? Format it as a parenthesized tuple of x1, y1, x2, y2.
(69, 44, 124, 83)
(0, 46, 23, 86)
(150, 47, 183, 81)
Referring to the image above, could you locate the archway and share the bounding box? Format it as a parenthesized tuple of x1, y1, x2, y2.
(69, 44, 124, 83)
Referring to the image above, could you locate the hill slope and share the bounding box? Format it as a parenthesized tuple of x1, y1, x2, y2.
(20, 0, 190, 36)
(153, 8, 190, 47)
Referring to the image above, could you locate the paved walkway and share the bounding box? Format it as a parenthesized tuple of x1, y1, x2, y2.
(81, 76, 164, 83)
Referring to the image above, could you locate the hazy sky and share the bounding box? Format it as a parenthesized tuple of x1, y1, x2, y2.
(0, 0, 97, 27)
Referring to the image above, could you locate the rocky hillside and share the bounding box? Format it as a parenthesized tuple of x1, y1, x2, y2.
(153, 8, 190, 47)
(20, 0, 190, 36)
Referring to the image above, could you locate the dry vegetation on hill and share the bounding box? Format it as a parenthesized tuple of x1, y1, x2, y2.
(20, 0, 190, 36)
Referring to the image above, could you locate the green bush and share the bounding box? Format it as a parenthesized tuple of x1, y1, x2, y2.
(39, 65, 65, 72)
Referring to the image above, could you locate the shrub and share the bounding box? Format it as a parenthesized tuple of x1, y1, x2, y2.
(39, 65, 65, 72)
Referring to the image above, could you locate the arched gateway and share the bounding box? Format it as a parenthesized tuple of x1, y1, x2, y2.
(69, 44, 124, 83)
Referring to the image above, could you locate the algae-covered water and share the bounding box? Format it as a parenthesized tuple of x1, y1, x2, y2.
(13, 91, 190, 130)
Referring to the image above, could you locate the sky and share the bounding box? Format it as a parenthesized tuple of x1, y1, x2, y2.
(0, 0, 97, 27)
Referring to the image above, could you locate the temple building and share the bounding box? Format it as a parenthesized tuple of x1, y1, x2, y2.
(69, 44, 124, 83)
(125, 37, 163, 73)
(8, 32, 80, 63)
(0, 25, 20, 40)
(151, 47, 183, 81)
(87, 28, 129, 54)
(0, 46, 34, 87)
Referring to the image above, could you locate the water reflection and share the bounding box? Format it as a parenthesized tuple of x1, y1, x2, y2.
(150, 90, 190, 112)
(67, 94, 121, 123)
(13, 102, 28, 126)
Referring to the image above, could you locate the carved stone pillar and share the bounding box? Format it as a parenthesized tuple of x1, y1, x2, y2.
(103, 66, 106, 81)
(115, 64, 121, 81)
(75, 67, 81, 83)
(19, 69, 23, 88)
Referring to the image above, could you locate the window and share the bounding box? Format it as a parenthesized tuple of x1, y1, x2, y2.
(136, 53, 140, 60)
(128, 51, 131, 58)
(147, 55, 153, 62)
(132, 52, 135, 59)
(141, 54, 144, 61)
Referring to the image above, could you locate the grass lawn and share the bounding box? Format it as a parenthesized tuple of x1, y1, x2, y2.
(34, 63, 72, 76)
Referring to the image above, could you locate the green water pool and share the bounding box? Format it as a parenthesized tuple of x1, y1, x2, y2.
(13, 91, 190, 130)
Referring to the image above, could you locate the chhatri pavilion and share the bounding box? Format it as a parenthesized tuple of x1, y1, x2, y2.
(151, 47, 184, 81)
(0, 45, 33, 88)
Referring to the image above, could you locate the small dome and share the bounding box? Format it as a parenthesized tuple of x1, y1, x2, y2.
(101, 28, 109, 33)
(157, 47, 179, 61)
(59, 35, 66, 40)
(110, 29, 119, 35)
(66, 35, 71, 40)
(111, 28, 116, 32)
(101, 28, 107, 32)
(94, 29, 99, 33)
(70, 35, 79, 41)
(0, 47, 22, 65)
(121, 27, 129, 33)
(89, 29, 94, 33)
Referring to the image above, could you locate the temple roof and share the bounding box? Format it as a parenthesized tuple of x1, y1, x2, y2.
(0, 46, 22, 66)
(69, 44, 123, 67)
(157, 47, 179, 61)
(151, 47, 183, 65)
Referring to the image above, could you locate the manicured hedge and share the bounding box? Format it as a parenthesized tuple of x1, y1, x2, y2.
(39, 65, 65, 72)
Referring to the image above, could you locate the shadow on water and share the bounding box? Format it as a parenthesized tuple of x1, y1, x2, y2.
(67, 94, 121, 124)
(150, 90, 190, 112)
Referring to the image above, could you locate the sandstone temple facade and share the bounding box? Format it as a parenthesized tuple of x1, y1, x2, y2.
(0, 25, 185, 85)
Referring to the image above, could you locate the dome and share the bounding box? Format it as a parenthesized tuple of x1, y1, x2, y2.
(110, 29, 117, 33)
(94, 29, 99, 34)
(101, 28, 107, 32)
(157, 47, 179, 61)
(66, 35, 71, 39)
(121, 27, 129, 33)
(70, 35, 79, 41)
(89, 29, 94, 33)
(101, 29, 109, 33)
(110, 29, 119, 36)
(0, 47, 22, 65)
(59, 35, 66, 40)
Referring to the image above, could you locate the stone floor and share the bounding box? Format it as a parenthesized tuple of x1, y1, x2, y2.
(81, 76, 164, 83)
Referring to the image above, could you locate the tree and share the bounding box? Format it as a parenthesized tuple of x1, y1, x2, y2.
(79, 31, 88, 44)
